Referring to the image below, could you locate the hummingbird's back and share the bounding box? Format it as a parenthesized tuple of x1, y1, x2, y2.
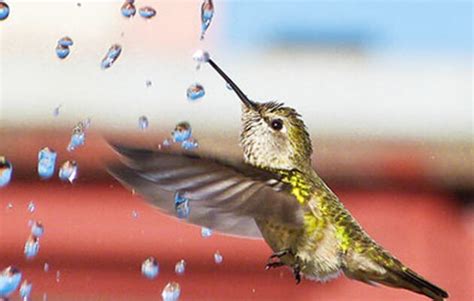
(314, 177, 448, 301)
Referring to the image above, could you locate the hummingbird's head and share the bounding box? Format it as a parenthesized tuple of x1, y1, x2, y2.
(240, 101, 312, 170)
(207, 59, 313, 171)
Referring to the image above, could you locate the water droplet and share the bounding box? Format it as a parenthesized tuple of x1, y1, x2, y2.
(101, 44, 122, 69)
(200, 227, 212, 238)
(67, 121, 87, 151)
(81, 117, 91, 129)
(138, 116, 149, 130)
(58, 36, 73, 47)
(19, 280, 32, 300)
(121, 2, 136, 18)
(131, 210, 139, 219)
(55, 37, 74, 60)
(186, 83, 205, 101)
(145, 80, 152, 87)
(59, 160, 78, 183)
(0, 157, 12, 187)
(6, 202, 13, 210)
(0, 2, 10, 21)
(174, 259, 186, 275)
(161, 282, 181, 301)
(174, 192, 190, 219)
(43, 292, 48, 301)
(141, 257, 159, 279)
(53, 105, 62, 117)
(31, 221, 44, 237)
(171, 122, 192, 143)
(162, 138, 172, 147)
(181, 138, 199, 150)
(200, 0, 214, 40)
(24, 236, 40, 259)
(55, 44, 70, 59)
(43, 263, 49, 272)
(27, 201, 35, 213)
(38, 147, 57, 179)
(214, 250, 223, 264)
(138, 6, 156, 19)
(55, 271, 60, 283)
(0, 266, 22, 297)
(67, 132, 85, 152)
(226, 82, 233, 91)
(192, 49, 210, 70)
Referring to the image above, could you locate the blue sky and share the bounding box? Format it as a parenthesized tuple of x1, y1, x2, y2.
(224, 1, 473, 55)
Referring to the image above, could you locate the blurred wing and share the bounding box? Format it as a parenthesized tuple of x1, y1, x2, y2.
(108, 144, 304, 239)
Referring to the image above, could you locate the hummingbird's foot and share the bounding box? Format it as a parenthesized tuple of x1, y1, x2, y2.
(265, 261, 285, 270)
(265, 249, 291, 270)
(293, 263, 301, 284)
(269, 249, 290, 259)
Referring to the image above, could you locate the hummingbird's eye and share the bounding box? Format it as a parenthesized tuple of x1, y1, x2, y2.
(270, 119, 283, 131)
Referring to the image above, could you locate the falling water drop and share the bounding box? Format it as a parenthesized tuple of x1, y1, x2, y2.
(43, 263, 49, 273)
(141, 257, 159, 279)
(162, 138, 171, 147)
(53, 105, 62, 117)
(174, 260, 186, 275)
(58, 161, 78, 183)
(0, 266, 22, 298)
(24, 236, 40, 259)
(121, 1, 136, 18)
(181, 138, 199, 151)
(27, 201, 35, 213)
(0, 157, 13, 187)
(67, 124, 86, 152)
(171, 122, 192, 143)
(201, 227, 212, 238)
(19, 280, 32, 300)
(214, 250, 223, 264)
(55, 44, 70, 59)
(101, 44, 122, 69)
(192, 49, 210, 70)
(186, 83, 205, 101)
(57, 36, 73, 47)
(161, 282, 181, 301)
(31, 221, 44, 237)
(200, 0, 214, 40)
(138, 116, 149, 130)
(0, 156, 13, 187)
(0, 2, 10, 21)
(38, 147, 57, 179)
(174, 192, 190, 219)
(138, 6, 156, 19)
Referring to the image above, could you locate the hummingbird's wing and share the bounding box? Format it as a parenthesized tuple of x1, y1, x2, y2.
(108, 144, 304, 239)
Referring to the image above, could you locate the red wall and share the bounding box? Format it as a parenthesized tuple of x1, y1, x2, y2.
(1, 181, 472, 300)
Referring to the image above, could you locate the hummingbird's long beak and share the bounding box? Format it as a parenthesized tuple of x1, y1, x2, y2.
(207, 59, 257, 109)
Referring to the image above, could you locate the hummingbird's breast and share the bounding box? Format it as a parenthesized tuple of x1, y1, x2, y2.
(255, 196, 343, 282)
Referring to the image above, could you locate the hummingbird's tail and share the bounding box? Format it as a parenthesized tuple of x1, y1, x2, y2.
(343, 249, 448, 300)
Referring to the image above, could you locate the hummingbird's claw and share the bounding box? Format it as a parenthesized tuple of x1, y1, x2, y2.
(269, 249, 290, 259)
(293, 263, 301, 284)
(265, 249, 291, 270)
(265, 261, 285, 270)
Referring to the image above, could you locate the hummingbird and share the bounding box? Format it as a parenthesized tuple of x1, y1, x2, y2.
(109, 57, 449, 301)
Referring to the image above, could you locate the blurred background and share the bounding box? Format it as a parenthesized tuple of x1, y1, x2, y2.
(0, 0, 472, 300)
